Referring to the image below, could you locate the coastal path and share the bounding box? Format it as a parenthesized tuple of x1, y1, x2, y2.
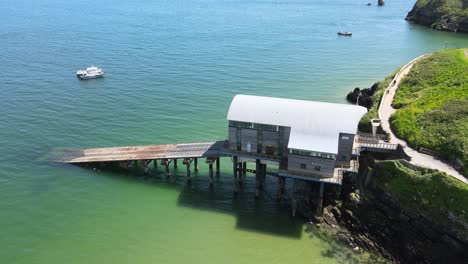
(378, 55, 467, 183)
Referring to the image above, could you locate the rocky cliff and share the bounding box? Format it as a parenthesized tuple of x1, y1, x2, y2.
(314, 158, 468, 263)
(406, 0, 468, 33)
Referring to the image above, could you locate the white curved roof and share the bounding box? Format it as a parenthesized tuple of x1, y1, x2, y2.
(227, 94, 367, 154)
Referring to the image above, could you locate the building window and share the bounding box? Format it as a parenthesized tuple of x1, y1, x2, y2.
(300, 163, 306, 169)
(342, 136, 350, 140)
(253, 123, 277, 131)
(230, 121, 254, 129)
(289, 149, 336, 160)
(341, 155, 347, 160)
(314, 166, 321, 171)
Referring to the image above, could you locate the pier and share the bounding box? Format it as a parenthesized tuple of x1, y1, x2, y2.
(54, 95, 401, 217)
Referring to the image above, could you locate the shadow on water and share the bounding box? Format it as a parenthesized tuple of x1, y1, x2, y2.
(70, 161, 304, 239)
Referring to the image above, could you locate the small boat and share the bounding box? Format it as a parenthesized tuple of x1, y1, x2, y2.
(337, 31, 352, 36)
(76, 66, 104, 80)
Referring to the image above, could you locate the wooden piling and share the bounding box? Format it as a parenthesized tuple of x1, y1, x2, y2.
(174, 159, 178, 169)
(242, 162, 247, 175)
(194, 158, 198, 171)
(209, 163, 214, 186)
(164, 159, 170, 177)
(154, 159, 158, 169)
(291, 179, 297, 217)
(335, 185, 342, 200)
(186, 161, 191, 183)
(143, 160, 149, 175)
(261, 164, 267, 189)
(215, 157, 220, 176)
(255, 159, 261, 198)
(237, 162, 243, 185)
(233, 156, 238, 193)
(316, 182, 325, 216)
(277, 177, 285, 200)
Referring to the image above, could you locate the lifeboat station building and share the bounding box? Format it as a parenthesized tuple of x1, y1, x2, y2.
(226, 94, 367, 186)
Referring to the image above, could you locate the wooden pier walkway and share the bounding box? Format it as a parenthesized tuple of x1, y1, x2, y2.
(56, 141, 228, 164)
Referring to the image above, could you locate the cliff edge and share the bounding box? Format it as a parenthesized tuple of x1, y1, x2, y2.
(406, 0, 468, 33)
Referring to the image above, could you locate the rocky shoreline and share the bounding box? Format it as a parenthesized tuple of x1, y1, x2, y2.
(301, 155, 468, 263)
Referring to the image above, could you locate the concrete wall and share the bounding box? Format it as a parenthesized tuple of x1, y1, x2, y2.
(287, 154, 336, 178)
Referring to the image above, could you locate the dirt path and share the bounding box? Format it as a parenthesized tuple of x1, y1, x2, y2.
(378, 54, 467, 183)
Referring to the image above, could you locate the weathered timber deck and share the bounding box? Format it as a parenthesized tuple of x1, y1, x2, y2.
(57, 141, 228, 164)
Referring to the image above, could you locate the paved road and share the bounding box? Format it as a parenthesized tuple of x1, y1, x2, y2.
(378, 54, 467, 184)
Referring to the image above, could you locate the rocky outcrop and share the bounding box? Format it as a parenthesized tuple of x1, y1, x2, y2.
(346, 82, 379, 109)
(406, 0, 468, 33)
(318, 164, 468, 263)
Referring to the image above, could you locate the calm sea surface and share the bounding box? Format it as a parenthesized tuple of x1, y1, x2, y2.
(1, 0, 467, 263)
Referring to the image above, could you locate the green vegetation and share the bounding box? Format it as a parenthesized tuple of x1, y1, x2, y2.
(407, 0, 468, 32)
(374, 160, 468, 225)
(357, 73, 396, 133)
(414, 0, 468, 17)
(390, 49, 468, 175)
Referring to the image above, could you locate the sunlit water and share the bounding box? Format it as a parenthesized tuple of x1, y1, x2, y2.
(1, 0, 467, 263)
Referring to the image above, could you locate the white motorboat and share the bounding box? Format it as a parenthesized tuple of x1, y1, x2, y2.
(76, 66, 104, 80)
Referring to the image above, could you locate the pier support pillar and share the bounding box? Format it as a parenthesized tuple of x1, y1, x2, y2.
(164, 159, 170, 177)
(233, 156, 238, 194)
(209, 163, 214, 186)
(291, 179, 297, 217)
(237, 163, 243, 185)
(153, 159, 158, 169)
(255, 159, 261, 198)
(125, 161, 132, 169)
(242, 162, 247, 175)
(277, 177, 285, 201)
(186, 163, 191, 183)
(335, 185, 342, 200)
(143, 160, 150, 175)
(216, 157, 220, 176)
(316, 182, 325, 216)
(174, 159, 178, 169)
(261, 164, 267, 189)
(194, 158, 199, 171)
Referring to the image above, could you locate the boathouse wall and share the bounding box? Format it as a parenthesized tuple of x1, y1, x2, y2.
(287, 154, 335, 177)
(337, 133, 355, 163)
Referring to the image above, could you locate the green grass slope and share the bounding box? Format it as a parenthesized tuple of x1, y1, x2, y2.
(390, 49, 468, 175)
(374, 160, 468, 226)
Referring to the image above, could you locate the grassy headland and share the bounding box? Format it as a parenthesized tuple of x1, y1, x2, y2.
(390, 49, 468, 175)
(406, 0, 468, 32)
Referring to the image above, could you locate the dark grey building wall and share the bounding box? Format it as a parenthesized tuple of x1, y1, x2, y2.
(262, 130, 279, 154)
(337, 133, 355, 162)
(287, 154, 335, 178)
(241, 128, 257, 153)
(228, 127, 237, 150)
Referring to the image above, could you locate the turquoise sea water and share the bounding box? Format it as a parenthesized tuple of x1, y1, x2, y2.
(1, 0, 468, 263)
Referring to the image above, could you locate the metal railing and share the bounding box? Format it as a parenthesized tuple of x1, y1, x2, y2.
(359, 142, 398, 150)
